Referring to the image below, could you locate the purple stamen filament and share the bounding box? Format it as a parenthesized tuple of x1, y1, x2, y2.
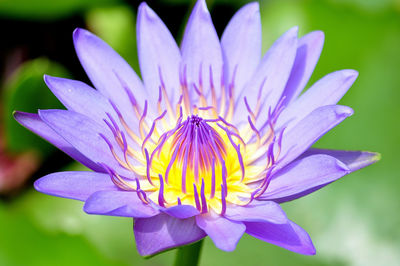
(100, 64, 289, 213)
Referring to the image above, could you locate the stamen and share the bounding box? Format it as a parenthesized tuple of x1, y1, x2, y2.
(255, 167, 274, 198)
(113, 71, 142, 119)
(181, 147, 189, 194)
(209, 65, 217, 109)
(141, 110, 167, 153)
(139, 101, 148, 139)
(135, 178, 149, 204)
(248, 116, 261, 145)
(244, 97, 256, 122)
(193, 183, 201, 211)
(144, 149, 154, 185)
(179, 64, 191, 115)
(220, 184, 226, 215)
(164, 143, 180, 185)
(158, 174, 165, 207)
(222, 162, 228, 196)
(210, 159, 216, 199)
(194, 128, 199, 184)
(200, 178, 208, 213)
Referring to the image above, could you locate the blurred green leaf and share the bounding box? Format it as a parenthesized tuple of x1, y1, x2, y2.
(86, 5, 139, 74)
(0, 194, 121, 266)
(3, 58, 69, 156)
(0, 0, 121, 20)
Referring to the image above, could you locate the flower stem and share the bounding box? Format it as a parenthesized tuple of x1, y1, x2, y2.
(173, 239, 204, 266)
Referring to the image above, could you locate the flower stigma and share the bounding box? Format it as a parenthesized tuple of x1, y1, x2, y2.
(99, 64, 285, 215)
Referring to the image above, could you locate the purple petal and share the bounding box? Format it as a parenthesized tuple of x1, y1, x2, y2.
(277, 70, 358, 130)
(84, 190, 159, 218)
(221, 2, 261, 95)
(158, 204, 200, 219)
(44, 75, 114, 124)
(38, 109, 134, 177)
(225, 200, 287, 224)
(236, 27, 298, 125)
(34, 171, 116, 201)
(44, 75, 140, 149)
(278, 105, 353, 170)
(137, 3, 181, 105)
(281, 31, 325, 106)
(134, 213, 206, 256)
(14, 111, 103, 172)
(259, 154, 350, 203)
(300, 148, 380, 171)
(245, 220, 316, 255)
(196, 213, 245, 251)
(181, 0, 223, 101)
(73, 28, 153, 121)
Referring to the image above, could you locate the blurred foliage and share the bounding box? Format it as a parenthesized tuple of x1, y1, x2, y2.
(0, 0, 399, 265)
(0, 0, 121, 20)
(3, 58, 68, 156)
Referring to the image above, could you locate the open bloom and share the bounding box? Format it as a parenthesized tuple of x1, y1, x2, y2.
(15, 0, 379, 256)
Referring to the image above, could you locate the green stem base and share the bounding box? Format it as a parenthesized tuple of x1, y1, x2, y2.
(173, 239, 204, 266)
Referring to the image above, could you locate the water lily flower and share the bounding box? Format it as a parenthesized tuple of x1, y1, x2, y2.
(15, 0, 379, 257)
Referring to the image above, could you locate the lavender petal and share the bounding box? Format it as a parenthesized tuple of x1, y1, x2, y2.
(196, 213, 246, 251)
(221, 2, 261, 96)
(134, 213, 206, 256)
(137, 3, 181, 105)
(39, 109, 136, 178)
(84, 190, 159, 218)
(237, 27, 298, 125)
(44, 75, 115, 124)
(225, 200, 287, 224)
(281, 31, 325, 106)
(277, 105, 353, 171)
(245, 220, 316, 255)
(277, 70, 358, 131)
(300, 148, 381, 172)
(14, 111, 103, 172)
(181, 0, 223, 101)
(34, 171, 116, 201)
(158, 204, 200, 219)
(260, 154, 350, 203)
(73, 28, 153, 122)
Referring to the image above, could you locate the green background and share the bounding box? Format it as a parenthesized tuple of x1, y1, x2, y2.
(0, 0, 399, 265)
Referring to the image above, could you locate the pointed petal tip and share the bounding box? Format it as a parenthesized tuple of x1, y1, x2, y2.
(73, 28, 93, 44)
(281, 26, 298, 45)
(72, 27, 83, 39)
(138, 2, 156, 20)
(193, 0, 210, 16)
(307, 30, 324, 40)
(372, 151, 381, 161)
(365, 151, 381, 164)
(315, 30, 324, 37)
(241, 2, 260, 15)
(335, 105, 354, 117)
(43, 74, 60, 87)
(289, 25, 299, 35)
(33, 178, 43, 193)
(303, 244, 317, 256)
(13, 110, 23, 120)
(32, 175, 61, 198)
(343, 69, 359, 82)
(13, 111, 37, 125)
(138, 1, 148, 9)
